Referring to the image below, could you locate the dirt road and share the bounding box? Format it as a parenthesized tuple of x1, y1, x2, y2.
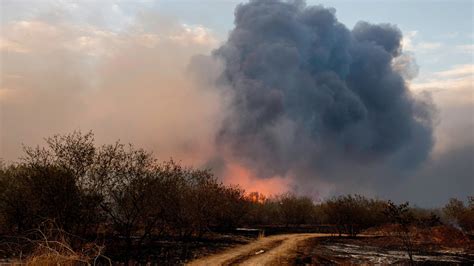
(187, 233, 333, 266)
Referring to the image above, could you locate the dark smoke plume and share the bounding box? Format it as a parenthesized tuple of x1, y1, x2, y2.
(214, 0, 435, 182)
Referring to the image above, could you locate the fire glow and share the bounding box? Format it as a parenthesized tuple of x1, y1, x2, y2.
(223, 162, 292, 197)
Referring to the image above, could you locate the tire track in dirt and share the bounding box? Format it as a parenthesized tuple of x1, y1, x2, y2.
(187, 233, 334, 266)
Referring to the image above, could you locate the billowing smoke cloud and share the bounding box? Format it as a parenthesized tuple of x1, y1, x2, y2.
(5, 0, 470, 204)
(212, 0, 436, 187)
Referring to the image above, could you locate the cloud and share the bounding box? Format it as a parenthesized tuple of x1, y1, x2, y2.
(401, 30, 443, 53)
(401, 30, 418, 51)
(0, 38, 30, 53)
(410, 64, 473, 156)
(435, 64, 474, 78)
(392, 52, 419, 80)
(0, 0, 145, 31)
(416, 42, 442, 51)
(411, 64, 473, 106)
(169, 24, 218, 46)
(456, 44, 474, 53)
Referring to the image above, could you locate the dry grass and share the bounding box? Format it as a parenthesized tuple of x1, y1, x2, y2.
(26, 238, 110, 265)
(19, 222, 111, 266)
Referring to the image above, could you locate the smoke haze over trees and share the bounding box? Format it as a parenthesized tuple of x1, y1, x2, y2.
(1, 0, 472, 206)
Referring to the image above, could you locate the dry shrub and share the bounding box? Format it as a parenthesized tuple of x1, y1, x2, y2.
(362, 224, 398, 236)
(365, 224, 473, 251)
(25, 225, 110, 266)
(413, 225, 470, 247)
(27, 242, 108, 265)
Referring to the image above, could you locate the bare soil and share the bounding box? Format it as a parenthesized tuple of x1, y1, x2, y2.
(187, 233, 333, 266)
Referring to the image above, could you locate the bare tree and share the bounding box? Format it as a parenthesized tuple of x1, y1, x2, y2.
(385, 200, 415, 265)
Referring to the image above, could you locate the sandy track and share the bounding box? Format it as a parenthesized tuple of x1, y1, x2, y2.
(187, 233, 333, 266)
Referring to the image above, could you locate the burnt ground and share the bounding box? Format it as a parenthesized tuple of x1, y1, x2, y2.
(106, 234, 257, 265)
(0, 233, 257, 265)
(188, 233, 329, 266)
(287, 236, 474, 265)
(2, 227, 473, 265)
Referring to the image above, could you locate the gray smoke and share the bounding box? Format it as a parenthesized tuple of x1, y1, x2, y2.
(213, 0, 435, 182)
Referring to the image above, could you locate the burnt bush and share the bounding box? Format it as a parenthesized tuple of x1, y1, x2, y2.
(0, 131, 251, 262)
(319, 195, 389, 236)
(0, 164, 101, 237)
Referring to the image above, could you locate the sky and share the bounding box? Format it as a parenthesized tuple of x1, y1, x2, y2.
(0, 0, 473, 207)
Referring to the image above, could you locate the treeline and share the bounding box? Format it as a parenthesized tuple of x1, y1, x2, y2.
(0, 131, 472, 262)
(244, 193, 473, 236)
(0, 132, 250, 260)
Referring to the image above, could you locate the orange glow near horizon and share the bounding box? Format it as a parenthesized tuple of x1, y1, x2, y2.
(223, 162, 292, 197)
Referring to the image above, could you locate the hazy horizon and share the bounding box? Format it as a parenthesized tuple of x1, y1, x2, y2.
(1, 0, 473, 207)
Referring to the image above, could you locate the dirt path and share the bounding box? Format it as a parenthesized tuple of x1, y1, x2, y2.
(187, 233, 334, 266)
